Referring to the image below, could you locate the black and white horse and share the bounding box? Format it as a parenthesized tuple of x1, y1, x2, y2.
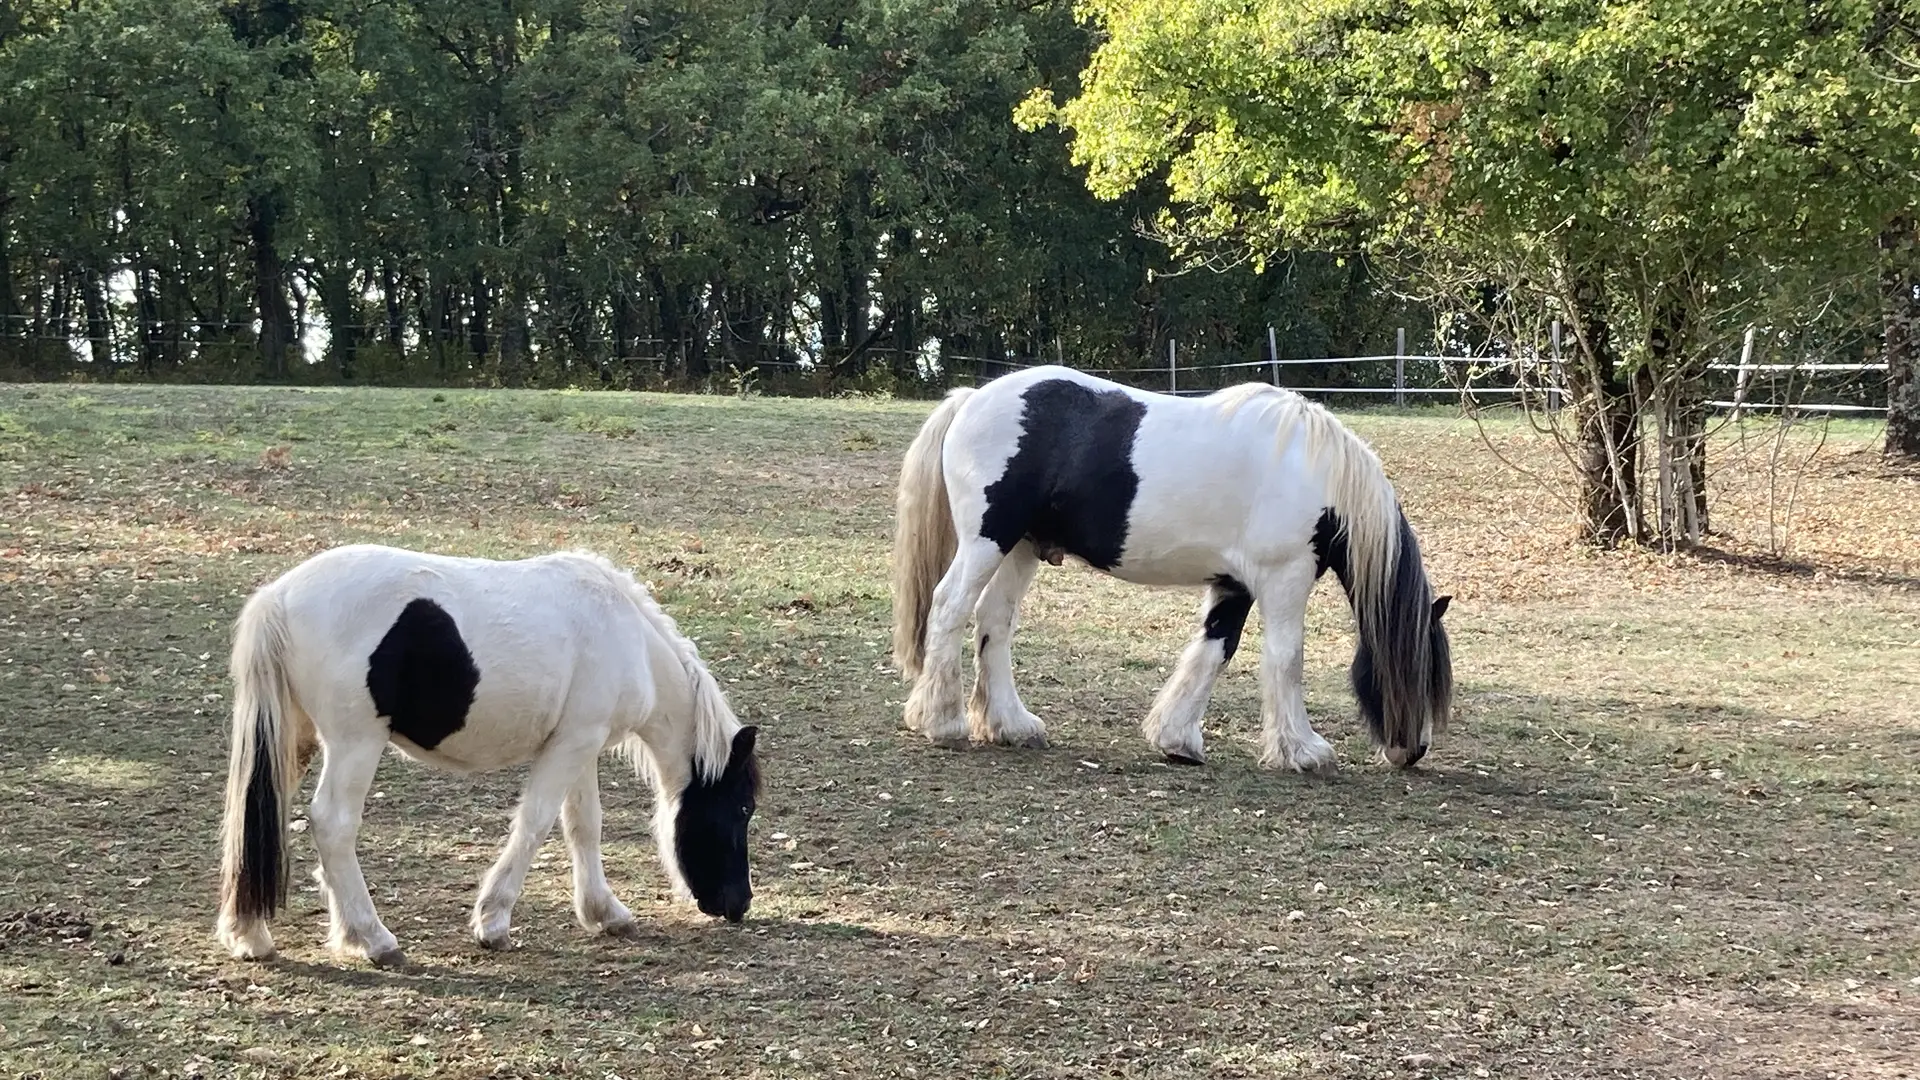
(891, 366, 1452, 771)
(214, 544, 761, 966)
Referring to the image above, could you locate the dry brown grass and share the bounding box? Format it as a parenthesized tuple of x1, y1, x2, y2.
(0, 385, 1915, 1079)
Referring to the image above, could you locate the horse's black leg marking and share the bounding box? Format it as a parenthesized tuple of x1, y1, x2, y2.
(1158, 575, 1254, 767)
(366, 598, 480, 750)
(1203, 575, 1255, 663)
(980, 379, 1148, 570)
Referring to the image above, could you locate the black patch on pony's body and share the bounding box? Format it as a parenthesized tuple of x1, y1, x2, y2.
(1311, 508, 1351, 594)
(980, 379, 1148, 571)
(674, 726, 762, 923)
(1203, 575, 1255, 662)
(366, 598, 481, 751)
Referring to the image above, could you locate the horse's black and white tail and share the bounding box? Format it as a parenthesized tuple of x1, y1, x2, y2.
(215, 585, 297, 959)
(1289, 399, 1451, 765)
(891, 387, 974, 680)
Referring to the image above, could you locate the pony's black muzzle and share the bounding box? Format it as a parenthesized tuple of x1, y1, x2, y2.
(700, 885, 751, 923)
(1387, 743, 1429, 769)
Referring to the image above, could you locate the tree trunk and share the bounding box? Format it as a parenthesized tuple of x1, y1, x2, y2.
(1644, 295, 1707, 547)
(1882, 221, 1920, 461)
(381, 261, 407, 352)
(468, 269, 492, 363)
(82, 267, 112, 368)
(1566, 274, 1642, 545)
(135, 267, 164, 374)
(247, 193, 296, 379)
(611, 289, 640, 382)
(426, 274, 454, 374)
(319, 264, 358, 380)
(0, 198, 18, 353)
(889, 227, 919, 384)
(498, 286, 530, 386)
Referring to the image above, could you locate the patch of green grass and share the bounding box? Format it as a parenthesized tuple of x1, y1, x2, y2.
(0, 382, 1914, 1079)
(567, 412, 639, 438)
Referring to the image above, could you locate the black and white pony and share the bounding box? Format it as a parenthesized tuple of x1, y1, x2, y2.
(891, 366, 1452, 771)
(214, 544, 761, 967)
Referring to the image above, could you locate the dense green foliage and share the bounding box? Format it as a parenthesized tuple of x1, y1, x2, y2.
(1034, 0, 1918, 538)
(0, 0, 1418, 390)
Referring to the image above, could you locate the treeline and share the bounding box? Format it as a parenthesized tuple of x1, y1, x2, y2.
(0, 0, 1422, 391)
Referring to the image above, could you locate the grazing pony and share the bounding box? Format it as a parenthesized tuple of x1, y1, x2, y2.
(891, 366, 1451, 771)
(214, 544, 761, 967)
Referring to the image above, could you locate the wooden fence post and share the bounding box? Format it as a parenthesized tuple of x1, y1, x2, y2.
(1267, 325, 1279, 386)
(1731, 326, 1757, 420)
(1168, 338, 1177, 395)
(1550, 317, 1564, 412)
(1394, 327, 1406, 408)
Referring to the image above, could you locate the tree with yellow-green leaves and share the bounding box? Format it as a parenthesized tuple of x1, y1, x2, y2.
(1025, 0, 1920, 546)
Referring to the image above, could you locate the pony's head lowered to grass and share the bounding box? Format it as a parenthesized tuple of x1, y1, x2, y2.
(670, 725, 761, 923)
(1322, 507, 1454, 768)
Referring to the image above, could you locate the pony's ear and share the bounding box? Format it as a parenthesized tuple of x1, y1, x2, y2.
(731, 725, 758, 759)
(1431, 594, 1451, 621)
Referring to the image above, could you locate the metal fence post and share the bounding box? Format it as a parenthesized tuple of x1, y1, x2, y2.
(1267, 325, 1279, 386)
(1394, 327, 1406, 408)
(1168, 338, 1177, 395)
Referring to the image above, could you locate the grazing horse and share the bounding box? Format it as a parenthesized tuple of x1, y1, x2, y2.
(214, 544, 761, 966)
(891, 365, 1452, 771)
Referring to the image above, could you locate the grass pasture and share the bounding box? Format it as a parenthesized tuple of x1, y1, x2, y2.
(0, 383, 1916, 1079)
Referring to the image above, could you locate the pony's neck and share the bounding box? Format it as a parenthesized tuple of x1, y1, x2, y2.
(628, 629, 739, 799)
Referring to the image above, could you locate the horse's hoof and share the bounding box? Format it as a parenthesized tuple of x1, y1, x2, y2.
(474, 931, 512, 952)
(1163, 751, 1206, 767)
(602, 919, 643, 940)
(368, 946, 412, 969)
(928, 734, 971, 750)
(1014, 732, 1050, 750)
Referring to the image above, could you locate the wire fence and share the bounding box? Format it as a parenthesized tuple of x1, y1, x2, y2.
(0, 315, 1893, 418)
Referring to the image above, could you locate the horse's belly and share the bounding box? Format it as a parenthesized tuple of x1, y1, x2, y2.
(1107, 543, 1228, 587)
(393, 695, 563, 772)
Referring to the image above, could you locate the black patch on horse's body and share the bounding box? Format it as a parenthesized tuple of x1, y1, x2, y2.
(674, 726, 762, 923)
(1311, 508, 1351, 595)
(1203, 575, 1255, 662)
(366, 598, 481, 751)
(980, 379, 1148, 571)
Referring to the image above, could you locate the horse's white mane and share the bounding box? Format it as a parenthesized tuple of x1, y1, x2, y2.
(559, 550, 739, 783)
(1205, 382, 1400, 617)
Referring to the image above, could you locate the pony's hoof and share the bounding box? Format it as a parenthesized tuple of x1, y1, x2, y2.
(474, 930, 512, 952)
(1260, 745, 1339, 774)
(1163, 751, 1206, 767)
(368, 946, 412, 969)
(928, 733, 971, 750)
(602, 919, 643, 940)
(1013, 732, 1050, 750)
(1296, 753, 1340, 775)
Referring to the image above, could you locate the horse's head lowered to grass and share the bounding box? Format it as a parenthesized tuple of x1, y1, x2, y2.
(672, 725, 761, 923)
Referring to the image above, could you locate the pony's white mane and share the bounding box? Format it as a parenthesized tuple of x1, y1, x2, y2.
(560, 550, 739, 784)
(1206, 383, 1400, 618)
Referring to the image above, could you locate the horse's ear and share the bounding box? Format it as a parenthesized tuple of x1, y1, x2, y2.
(732, 725, 758, 758)
(1431, 594, 1451, 621)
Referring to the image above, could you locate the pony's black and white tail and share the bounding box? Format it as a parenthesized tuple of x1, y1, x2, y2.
(891, 387, 974, 680)
(1296, 403, 1451, 766)
(215, 586, 297, 959)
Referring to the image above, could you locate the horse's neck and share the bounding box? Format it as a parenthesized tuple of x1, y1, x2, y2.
(627, 630, 700, 795)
